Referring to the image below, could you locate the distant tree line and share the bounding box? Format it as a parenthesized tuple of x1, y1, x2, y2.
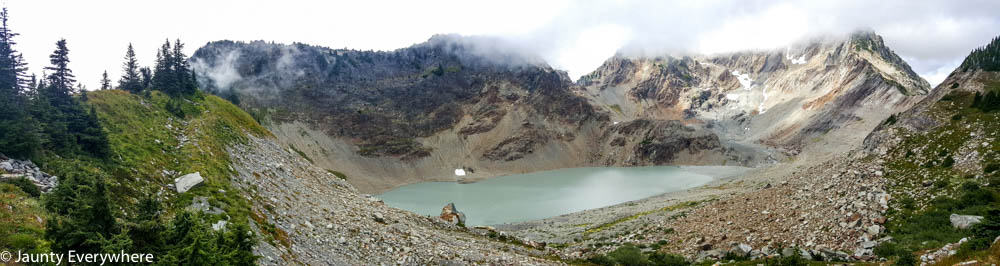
(961, 35, 1000, 72)
(119, 39, 197, 95)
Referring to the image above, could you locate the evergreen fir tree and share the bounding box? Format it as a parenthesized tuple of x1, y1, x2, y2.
(152, 40, 173, 93)
(172, 39, 196, 94)
(139, 66, 152, 89)
(99, 70, 111, 90)
(126, 196, 166, 255)
(36, 39, 110, 157)
(118, 43, 142, 93)
(43, 39, 76, 108)
(0, 7, 38, 158)
(45, 169, 118, 254)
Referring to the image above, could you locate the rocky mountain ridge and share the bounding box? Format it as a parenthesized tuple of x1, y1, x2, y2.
(578, 31, 930, 157)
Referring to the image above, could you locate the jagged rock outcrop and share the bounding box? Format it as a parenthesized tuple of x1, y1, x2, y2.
(579, 31, 930, 156)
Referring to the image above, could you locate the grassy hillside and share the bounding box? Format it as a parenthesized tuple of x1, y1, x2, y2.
(87, 90, 269, 215)
(874, 78, 1000, 264)
(1, 89, 274, 260)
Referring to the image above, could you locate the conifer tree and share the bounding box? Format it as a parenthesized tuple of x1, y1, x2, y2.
(0, 7, 38, 158)
(118, 43, 142, 93)
(152, 40, 173, 93)
(100, 70, 111, 90)
(45, 169, 118, 254)
(172, 39, 196, 94)
(139, 67, 151, 88)
(43, 39, 76, 107)
(36, 39, 110, 157)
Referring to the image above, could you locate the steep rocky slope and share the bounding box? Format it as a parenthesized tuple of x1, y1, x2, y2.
(191, 36, 757, 193)
(579, 32, 930, 158)
(228, 136, 559, 265)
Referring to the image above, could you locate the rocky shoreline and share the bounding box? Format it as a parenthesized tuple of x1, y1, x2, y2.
(497, 151, 893, 262)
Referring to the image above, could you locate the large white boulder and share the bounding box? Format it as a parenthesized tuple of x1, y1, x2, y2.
(950, 214, 984, 229)
(174, 172, 204, 193)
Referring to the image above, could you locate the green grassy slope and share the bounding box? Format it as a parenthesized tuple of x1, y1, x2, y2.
(0, 89, 276, 256)
(87, 90, 269, 217)
(874, 78, 1000, 264)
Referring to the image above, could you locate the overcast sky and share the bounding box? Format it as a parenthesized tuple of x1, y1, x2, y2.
(7, 0, 1000, 89)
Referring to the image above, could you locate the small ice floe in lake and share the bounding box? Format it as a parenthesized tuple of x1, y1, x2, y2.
(454, 168, 466, 176)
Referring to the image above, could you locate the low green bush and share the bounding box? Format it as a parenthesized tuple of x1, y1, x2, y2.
(2, 177, 39, 198)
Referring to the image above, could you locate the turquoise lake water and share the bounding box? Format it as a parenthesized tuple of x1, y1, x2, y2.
(379, 166, 742, 226)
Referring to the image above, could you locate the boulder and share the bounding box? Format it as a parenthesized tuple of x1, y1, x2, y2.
(737, 243, 752, 255)
(950, 214, 984, 229)
(439, 203, 466, 226)
(212, 220, 228, 231)
(0, 161, 12, 172)
(174, 172, 204, 193)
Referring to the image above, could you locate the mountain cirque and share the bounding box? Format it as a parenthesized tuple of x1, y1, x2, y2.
(192, 32, 927, 193)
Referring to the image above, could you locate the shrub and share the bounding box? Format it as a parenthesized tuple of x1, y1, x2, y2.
(2, 177, 40, 198)
(874, 241, 911, 259)
(934, 180, 949, 188)
(607, 245, 647, 266)
(963, 209, 1000, 252)
(895, 252, 918, 266)
(585, 245, 690, 266)
(884, 114, 898, 126)
(326, 170, 347, 180)
(899, 197, 916, 210)
(648, 252, 689, 266)
(985, 163, 1000, 174)
(941, 156, 955, 168)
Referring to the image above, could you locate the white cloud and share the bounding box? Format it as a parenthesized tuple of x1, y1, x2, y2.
(6, 0, 999, 88)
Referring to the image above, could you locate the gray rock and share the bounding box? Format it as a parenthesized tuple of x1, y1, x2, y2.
(866, 225, 881, 235)
(174, 172, 204, 193)
(0, 161, 12, 171)
(738, 243, 752, 254)
(212, 220, 228, 231)
(781, 247, 795, 257)
(950, 214, 984, 229)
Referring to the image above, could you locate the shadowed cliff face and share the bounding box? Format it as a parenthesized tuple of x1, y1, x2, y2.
(192, 36, 603, 159)
(192, 36, 748, 192)
(578, 32, 931, 156)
